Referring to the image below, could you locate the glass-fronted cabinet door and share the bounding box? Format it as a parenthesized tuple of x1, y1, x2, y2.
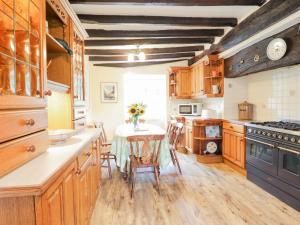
(72, 29, 85, 106)
(0, 0, 46, 109)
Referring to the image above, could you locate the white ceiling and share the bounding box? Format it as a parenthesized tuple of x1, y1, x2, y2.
(70, 3, 262, 63)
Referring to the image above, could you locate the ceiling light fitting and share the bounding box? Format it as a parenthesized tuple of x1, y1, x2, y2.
(128, 46, 146, 62)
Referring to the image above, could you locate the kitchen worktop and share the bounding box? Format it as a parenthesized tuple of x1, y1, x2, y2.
(0, 128, 101, 196)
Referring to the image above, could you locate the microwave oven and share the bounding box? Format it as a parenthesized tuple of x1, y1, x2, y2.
(178, 103, 202, 116)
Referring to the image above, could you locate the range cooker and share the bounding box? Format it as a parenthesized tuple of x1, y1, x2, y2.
(246, 121, 300, 211)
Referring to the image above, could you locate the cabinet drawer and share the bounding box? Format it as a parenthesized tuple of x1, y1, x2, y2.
(0, 110, 48, 143)
(77, 145, 92, 169)
(0, 131, 48, 177)
(73, 118, 86, 131)
(223, 122, 245, 134)
(73, 107, 86, 121)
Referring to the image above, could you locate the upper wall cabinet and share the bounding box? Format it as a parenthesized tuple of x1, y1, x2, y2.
(0, 0, 46, 109)
(169, 67, 191, 99)
(72, 26, 85, 106)
(169, 55, 224, 99)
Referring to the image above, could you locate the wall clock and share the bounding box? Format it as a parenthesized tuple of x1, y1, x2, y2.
(205, 141, 218, 154)
(266, 38, 287, 61)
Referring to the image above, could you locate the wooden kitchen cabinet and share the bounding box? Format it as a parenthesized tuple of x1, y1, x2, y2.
(169, 67, 191, 99)
(0, 137, 101, 225)
(185, 125, 193, 152)
(0, 0, 47, 109)
(222, 121, 246, 171)
(191, 63, 204, 98)
(41, 162, 76, 225)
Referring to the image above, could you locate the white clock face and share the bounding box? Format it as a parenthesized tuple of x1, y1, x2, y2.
(206, 141, 218, 154)
(267, 38, 287, 61)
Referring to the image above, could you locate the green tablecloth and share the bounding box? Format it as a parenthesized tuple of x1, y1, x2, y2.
(110, 124, 171, 172)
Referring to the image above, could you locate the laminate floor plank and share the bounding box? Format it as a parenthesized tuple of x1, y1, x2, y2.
(90, 153, 300, 225)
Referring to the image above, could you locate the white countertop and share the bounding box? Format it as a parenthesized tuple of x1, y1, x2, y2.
(0, 128, 101, 194)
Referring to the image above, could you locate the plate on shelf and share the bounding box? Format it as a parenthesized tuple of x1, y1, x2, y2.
(205, 141, 218, 154)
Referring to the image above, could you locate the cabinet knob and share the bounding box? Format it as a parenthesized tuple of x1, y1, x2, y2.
(27, 145, 36, 153)
(44, 90, 52, 96)
(25, 119, 35, 126)
(86, 152, 91, 157)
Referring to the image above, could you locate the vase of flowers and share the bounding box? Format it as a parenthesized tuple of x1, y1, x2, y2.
(128, 103, 146, 130)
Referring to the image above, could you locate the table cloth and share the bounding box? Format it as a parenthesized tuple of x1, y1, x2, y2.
(111, 124, 171, 172)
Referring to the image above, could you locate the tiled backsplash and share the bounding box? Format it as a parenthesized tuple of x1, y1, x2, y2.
(247, 65, 300, 121)
(224, 64, 300, 121)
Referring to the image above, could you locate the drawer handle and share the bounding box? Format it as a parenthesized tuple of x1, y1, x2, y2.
(77, 110, 85, 114)
(78, 123, 85, 126)
(44, 90, 52, 96)
(27, 145, 36, 152)
(25, 119, 35, 126)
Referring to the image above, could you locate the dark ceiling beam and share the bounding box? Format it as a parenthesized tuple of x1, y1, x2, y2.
(89, 52, 194, 61)
(78, 15, 237, 27)
(85, 37, 214, 46)
(85, 46, 204, 55)
(70, 0, 266, 6)
(94, 59, 185, 68)
(188, 0, 300, 65)
(86, 29, 224, 38)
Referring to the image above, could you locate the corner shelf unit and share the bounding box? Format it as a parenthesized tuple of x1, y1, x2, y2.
(192, 119, 223, 164)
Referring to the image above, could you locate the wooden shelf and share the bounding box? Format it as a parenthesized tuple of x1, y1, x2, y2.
(194, 137, 222, 141)
(46, 33, 68, 54)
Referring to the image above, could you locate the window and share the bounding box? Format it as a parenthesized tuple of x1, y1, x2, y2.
(124, 73, 167, 127)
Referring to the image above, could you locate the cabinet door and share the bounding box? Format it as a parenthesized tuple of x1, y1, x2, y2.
(185, 126, 193, 152)
(195, 63, 204, 96)
(90, 147, 100, 206)
(42, 186, 64, 225)
(77, 170, 89, 225)
(177, 69, 191, 98)
(190, 67, 196, 97)
(62, 170, 76, 225)
(0, 0, 46, 109)
(222, 129, 245, 168)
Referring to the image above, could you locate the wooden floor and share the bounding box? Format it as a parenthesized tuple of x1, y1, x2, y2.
(90, 153, 300, 225)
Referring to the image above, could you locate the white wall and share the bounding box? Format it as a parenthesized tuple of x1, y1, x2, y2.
(224, 64, 300, 121)
(87, 61, 187, 139)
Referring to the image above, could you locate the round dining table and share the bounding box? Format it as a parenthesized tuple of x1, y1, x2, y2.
(110, 123, 171, 173)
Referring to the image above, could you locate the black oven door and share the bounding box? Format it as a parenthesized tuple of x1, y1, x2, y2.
(278, 146, 300, 188)
(246, 137, 278, 177)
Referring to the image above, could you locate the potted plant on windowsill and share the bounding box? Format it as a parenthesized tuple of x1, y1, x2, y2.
(128, 103, 146, 130)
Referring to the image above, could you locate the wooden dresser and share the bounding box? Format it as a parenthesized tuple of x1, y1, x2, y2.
(0, 129, 101, 225)
(0, 0, 48, 177)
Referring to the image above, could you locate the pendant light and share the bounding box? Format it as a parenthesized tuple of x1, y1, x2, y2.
(127, 46, 146, 62)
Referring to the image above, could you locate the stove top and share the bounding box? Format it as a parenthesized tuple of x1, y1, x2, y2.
(250, 121, 300, 131)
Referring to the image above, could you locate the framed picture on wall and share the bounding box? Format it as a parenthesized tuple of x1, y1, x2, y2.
(101, 82, 118, 103)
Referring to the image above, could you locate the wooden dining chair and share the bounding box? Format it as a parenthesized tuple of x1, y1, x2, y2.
(169, 123, 184, 174)
(93, 122, 116, 179)
(167, 120, 177, 140)
(127, 134, 165, 198)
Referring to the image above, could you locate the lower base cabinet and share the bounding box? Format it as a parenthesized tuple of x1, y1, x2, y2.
(0, 139, 101, 225)
(222, 122, 246, 170)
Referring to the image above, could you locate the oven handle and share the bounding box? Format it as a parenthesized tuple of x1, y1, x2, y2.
(278, 146, 300, 155)
(245, 137, 275, 148)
